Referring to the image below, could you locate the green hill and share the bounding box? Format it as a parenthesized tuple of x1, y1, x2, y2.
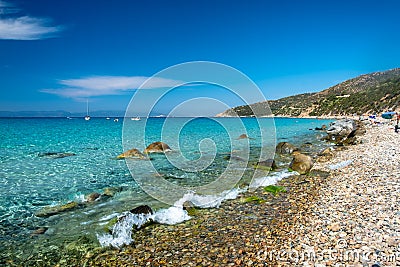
(216, 68, 400, 117)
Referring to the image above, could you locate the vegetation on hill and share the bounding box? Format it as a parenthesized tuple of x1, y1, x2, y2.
(216, 68, 400, 117)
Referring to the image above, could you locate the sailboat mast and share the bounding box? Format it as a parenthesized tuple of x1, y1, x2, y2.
(84, 98, 91, 120)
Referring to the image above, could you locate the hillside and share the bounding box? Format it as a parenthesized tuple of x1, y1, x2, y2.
(216, 68, 400, 117)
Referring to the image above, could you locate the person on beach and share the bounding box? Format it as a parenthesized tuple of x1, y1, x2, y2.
(395, 112, 400, 133)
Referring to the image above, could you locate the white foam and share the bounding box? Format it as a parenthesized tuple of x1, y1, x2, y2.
(178, 191, 223, 208)
(249, 170, 297, 189)
(97, 171, 296, 248)
(151, 206, 191, 225)
(175, 188, 246, 209)
(97, 214, 134, 248)
(97, 212, 152, 248)
(73, 194, 86, 203)
(223, 187, 246, 200)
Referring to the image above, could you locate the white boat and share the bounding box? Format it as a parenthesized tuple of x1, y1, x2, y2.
(131, 117, 141, 121)
(114, 118, 119, 122)
(84, 99, 91, 121)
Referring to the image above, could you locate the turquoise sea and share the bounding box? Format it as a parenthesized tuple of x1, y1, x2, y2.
(0, 117, 333, 264)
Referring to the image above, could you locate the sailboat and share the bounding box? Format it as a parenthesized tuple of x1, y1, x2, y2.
(84, 99, 91, 121)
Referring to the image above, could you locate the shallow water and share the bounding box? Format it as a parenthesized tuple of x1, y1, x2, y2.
(0, 117, 332, 264)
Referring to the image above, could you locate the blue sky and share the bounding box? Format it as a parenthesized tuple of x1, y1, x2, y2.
(1, 0, 400, 116)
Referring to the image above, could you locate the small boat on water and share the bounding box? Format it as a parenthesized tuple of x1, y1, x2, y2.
(114, 118, 119, 122)
(131, 117, 141, 121)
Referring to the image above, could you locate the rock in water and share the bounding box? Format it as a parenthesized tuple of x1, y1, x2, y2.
(38, 152, 76, 159)
(103, 187, 122, 197)
(237, 134, 249, 139)
(116, 148, 146, 159)
(86, 192, 101, 202)
(254, 159, 277, 171)
(143, 142, 172, 154)
(289, 152, 313, 174)
(315, 125, 327, 131)
(276, 142, 298, 154)
(128, 205, 154, 230)
(130, 205, 153, 215)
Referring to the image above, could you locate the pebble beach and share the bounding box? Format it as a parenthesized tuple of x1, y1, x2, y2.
(283, 123, 400, 267)
(72, 122, 399, 267)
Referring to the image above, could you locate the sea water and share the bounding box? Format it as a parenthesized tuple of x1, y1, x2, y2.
(0, 117, 333, 263)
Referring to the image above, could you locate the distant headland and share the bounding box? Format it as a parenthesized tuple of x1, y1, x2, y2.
(216, 68, 400, 118)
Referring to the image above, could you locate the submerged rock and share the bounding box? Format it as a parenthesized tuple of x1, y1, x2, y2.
(223, 154, 246, 161)
(116, 148, 146, 159)
(30, 227, 48, 237)
(289, 152, 313, 174)
(38, 152, 76, 159)
(253, 159, 277, 171)
(276, 142, 298, 154)
(143, 142, 172, 154)
(103, 187, 122, 197)
(86, 192, 101, 202)
(300, 142, 314, 153)
(35, 201, 80, 218)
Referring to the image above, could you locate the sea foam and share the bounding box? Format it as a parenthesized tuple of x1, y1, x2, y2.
(249, 170, 297, 189)
(97, 212, 153, 248)
(152, 206, 191, 225)
(97, 171, 294, 248)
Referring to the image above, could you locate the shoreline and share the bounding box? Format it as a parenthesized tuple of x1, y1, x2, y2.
(5, 118, 398, 266)
(85, 170, 329, 266)
(81, 122, 399, 266)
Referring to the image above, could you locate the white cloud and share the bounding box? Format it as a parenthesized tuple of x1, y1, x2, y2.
(41, 76, 184, 98)
(0, 1, 63, 40)
(0, 16, 62, 40)
(0, 0, 19, 15)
